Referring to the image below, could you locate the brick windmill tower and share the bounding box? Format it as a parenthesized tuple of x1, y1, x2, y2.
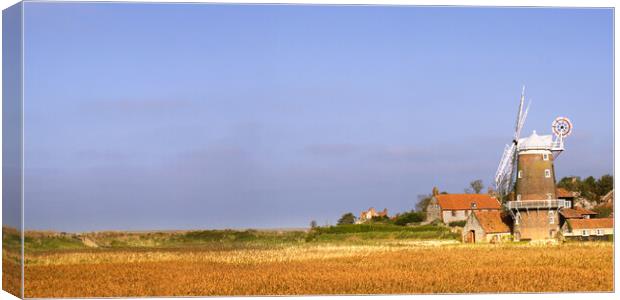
(494, 88, 573, 240)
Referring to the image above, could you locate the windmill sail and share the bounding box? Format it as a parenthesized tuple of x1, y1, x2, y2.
(495, 87, 530, 198)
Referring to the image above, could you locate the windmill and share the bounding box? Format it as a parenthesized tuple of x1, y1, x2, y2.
(494, 87, 573, 240)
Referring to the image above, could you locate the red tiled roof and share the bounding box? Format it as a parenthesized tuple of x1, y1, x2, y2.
(559, 208, 583, 219)
(435, 194, 501, 211)
(473, 211, 511, 233)
(556, 187, 574, 198)
(574, 206, 598, 215)
(567, 218, 613, 230)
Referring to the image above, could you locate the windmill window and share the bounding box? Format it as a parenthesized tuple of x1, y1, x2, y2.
(544, 169, 551, 178)
(582, 230, 589, 236)
(548, 211, 555, 224)
(516, 194, 521, 201)
(546, 193, 553, 200)
(518, 171, 522, 178)
(596, 229, 603, 236)
(543, 153, 549, 160)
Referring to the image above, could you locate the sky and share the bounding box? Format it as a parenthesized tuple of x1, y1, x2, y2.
(3, 3, 23, 230)
(17, 2, 613, 231)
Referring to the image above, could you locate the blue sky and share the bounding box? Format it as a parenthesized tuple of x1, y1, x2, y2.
(20, 3, 613, 231)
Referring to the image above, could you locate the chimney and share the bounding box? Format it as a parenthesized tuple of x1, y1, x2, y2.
(432, 186, 440, 196)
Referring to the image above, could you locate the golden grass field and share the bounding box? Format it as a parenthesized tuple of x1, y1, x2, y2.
(2, 258, 20, 297)
(22, 241, 613, 297)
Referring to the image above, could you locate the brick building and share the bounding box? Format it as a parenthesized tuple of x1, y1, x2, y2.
(463, 210, 512, 243)
(426, 188, 501, 224)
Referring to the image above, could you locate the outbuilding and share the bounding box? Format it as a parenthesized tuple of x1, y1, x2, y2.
(561, 218, 614, 240)
(463, 210, 512, 243)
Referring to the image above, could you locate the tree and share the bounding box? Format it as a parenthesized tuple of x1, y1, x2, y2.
(337, 213, 356, 225)
(596, 174, 613, 200)
(310, 220, 318, 229)
(416, 194, 432, 212)
(469, 179, 484, 194)
(580, 176, 597, 200)
(557, 174, 613, 202)
(557, 176, 580, 191)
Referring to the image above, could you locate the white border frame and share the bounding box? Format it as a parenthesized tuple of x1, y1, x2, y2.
(0, 1, 617, 300)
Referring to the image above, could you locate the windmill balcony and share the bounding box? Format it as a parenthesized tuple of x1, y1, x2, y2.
(506, 199, 571, 210)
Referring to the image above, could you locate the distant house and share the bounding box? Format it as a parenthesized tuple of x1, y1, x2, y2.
(559, 206, 597, 219)
(425, 188, 501, 223)
(463, 211, 512, 243)
(561, 218, 614, 240)
(601, 189, 614, 205)
(600, 189, 614, 218)
(556, 187, 605, 211)
(358, 207, 388, 223)
(568, 189, 599, 210)
(558, 206, 598, 229)
(573, 207, 598, 218)
(556, 187, 575, 202)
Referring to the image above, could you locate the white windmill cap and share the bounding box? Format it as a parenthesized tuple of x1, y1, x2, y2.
(518, 130, 553, 151)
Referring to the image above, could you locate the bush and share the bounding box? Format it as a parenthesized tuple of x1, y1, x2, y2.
(181, 229, 306, 245)
(24, 236, 85, 251)
(430, 219, 443, 226)
(593, 206, 612, 218)
(313, 223, 445, 234)
(448, 221, 466, 227)
(393, 211, 426, 226)
(307, 223, 458, 241)
(370, 215, 392, 224)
